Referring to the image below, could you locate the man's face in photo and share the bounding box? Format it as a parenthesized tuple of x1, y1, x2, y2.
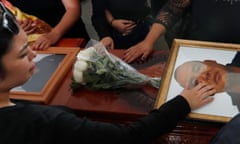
(175, 60, 228, 93)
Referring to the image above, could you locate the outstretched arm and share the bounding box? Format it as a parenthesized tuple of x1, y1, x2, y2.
(53, 83, 215, 144)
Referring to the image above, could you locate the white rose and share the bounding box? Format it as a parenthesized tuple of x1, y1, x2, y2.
(73, 69, 83, 83)
(77, 47, 96, 60)
(74, 60, 88, 72)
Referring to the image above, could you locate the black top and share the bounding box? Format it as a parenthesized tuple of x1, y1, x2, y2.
(156, 0, 240, 43)
(226, 52, 240, 110)
(0, 96, 190, 144)
(229, 52, 240, 67)
(91, 0, 151, 39)
(8, 0, 89, 41)
(210, 113, 240, 144)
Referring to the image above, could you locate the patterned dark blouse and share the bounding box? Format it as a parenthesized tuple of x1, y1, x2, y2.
(156, 0, 240, 43)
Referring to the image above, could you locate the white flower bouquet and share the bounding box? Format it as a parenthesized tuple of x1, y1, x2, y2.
(70, 44, 161, 92)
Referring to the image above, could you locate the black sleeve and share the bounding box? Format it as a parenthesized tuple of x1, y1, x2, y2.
(150, 0, 167, 17)
(53, 95, 190, 144)
(154, 0, 190, 31)
(227, 52, 240, 67)
(91, 0, 112, 39)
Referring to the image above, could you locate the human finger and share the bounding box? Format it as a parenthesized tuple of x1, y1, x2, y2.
(37, 40, 50, 50)
(125, 24, 136, 29)
(123, 48, 142, 63)
(32, 40, 46, 50)
(122, 19, 135, 24)
(141, 50, 152, 61)
(20, 19, 36, 34)
(198, 84, 215, 96)
(200, 96, 214, 106)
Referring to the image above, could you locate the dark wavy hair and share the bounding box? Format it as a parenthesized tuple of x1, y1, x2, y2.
(0, 19, 15, 77)
(0, 1, 20, 77)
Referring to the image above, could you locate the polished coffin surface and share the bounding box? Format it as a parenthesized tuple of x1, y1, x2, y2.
(48, 38, 224, 143)
(49, 49, 168, 121)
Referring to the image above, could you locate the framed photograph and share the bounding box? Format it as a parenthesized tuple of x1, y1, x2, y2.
(154, 39, 240, 122)
(10, 47, 80, 103)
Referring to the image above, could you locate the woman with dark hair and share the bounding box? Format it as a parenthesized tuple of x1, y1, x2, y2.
(0, 3, 216, 144)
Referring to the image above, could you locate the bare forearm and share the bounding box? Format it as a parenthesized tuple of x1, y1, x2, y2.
(105, 9, 113, 24)
(144, 23, 166, 44)
(52, 0, 81, 37)
(52, 9, 79, 36)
